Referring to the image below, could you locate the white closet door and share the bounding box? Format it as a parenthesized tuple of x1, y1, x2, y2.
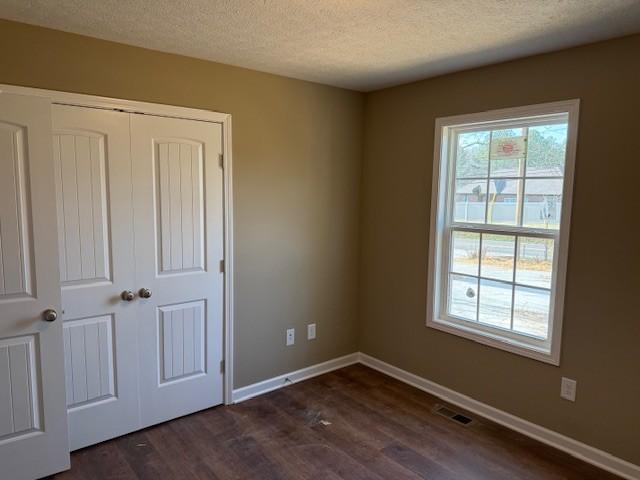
(130, 114, 224, 427)
(0, 94, 70, 479)
(52, 105, 140, 450)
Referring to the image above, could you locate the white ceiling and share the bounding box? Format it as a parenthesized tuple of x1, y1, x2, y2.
(2, 0, 640, 91)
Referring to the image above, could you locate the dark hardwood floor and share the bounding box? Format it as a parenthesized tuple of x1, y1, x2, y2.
(52, 364, 621, 479)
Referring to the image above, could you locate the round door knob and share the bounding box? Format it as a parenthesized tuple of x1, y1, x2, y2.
(121, 290, 135, 301)
(42, 309, 58, 322)
(139, 288, 152, 299)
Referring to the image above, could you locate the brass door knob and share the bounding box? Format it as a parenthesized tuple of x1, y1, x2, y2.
(121, 290, 135, 301)
(139, 288, 152, 299)
(42, 309, 58, 322)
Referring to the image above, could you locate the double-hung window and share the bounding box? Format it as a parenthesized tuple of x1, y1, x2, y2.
(427, 101, 579, 364)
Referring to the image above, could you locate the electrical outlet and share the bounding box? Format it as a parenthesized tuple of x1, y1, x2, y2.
(286, 328, 295, 346)
(560, 377, 577, 402)
(307, 323, 316, 340)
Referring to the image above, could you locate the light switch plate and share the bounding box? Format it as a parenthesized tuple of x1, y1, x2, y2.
(286, 328, 295, 346)
(561, 377, 577, 402)
(307, 323, 316, 340)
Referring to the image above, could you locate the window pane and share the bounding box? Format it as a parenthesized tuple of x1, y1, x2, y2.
(526, 123, 567, 177)
(480, 234, 515, 281)
(487, 179, 520, 225)
(448, 274, 478, 321)
(523, 179, 562, 229)
(451, 231, 479, 276)
(516, 237, 554, 289)
(513, 286, 550, 338)
(456, 131, 489, 178)
(492, 128, 524, 141)
(489, 129, 525, 177)
(478, 279, 512, 329)
(490, 156, 522, 177)
(454, 179, 486, 223)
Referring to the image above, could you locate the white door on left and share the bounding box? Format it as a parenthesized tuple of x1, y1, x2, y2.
(0, 93, 70, 479)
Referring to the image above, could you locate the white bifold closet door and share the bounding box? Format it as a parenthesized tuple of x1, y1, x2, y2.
(52, 105, 139, 451)
(0, 94, 70, 479)
(52, 105, 224, 451)
(130, 114, 224, 429)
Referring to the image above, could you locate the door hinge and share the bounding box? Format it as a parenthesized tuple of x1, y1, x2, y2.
(219, 259, 225, 273)
(220, 359, 225, 374)
(218, 153, 224, 169)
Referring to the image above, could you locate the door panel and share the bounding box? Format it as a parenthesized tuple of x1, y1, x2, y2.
(156, 141, 205, 274)
(53, 131, 111, 285)
(0, 336, 39, 436)
(131, 115, 224, 428)
(63, 315, 115, 407)
(158, 300, 205, 382)
(0, 94, 69, 479)
(52, 105, 140, 451)
(0, 121, 33, 298)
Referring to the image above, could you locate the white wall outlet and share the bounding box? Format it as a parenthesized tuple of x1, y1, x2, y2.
(286, 328, 295, 346)
(307, 323, 316, 340)
(560, 377, 577, 402)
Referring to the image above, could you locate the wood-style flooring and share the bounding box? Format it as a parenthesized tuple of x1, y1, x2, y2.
(51, 364, 621, 479)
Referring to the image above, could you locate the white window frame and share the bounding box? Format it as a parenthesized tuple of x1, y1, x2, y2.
(426, 100, 579, 365)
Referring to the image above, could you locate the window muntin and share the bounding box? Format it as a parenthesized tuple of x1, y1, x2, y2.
(428, 103, 577, 363)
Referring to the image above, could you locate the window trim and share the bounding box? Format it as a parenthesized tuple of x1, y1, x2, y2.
(426, 100, 580, 365)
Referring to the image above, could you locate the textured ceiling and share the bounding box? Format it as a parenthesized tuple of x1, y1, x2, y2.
(1, 0, 640, 91)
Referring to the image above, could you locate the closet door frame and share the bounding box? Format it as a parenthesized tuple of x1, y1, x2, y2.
(0, 84, 235, 406)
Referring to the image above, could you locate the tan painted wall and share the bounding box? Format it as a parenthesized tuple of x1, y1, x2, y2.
(360, 34, 640, 464)
(0, 19, 363, 388)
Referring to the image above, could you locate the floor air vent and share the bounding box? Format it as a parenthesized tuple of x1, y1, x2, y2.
(433, 404, 474, 426)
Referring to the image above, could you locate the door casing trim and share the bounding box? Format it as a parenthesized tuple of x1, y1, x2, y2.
(0, 84, 235, 406)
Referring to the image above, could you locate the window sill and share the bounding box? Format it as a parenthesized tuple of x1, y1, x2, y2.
(427, 317, 560, 365)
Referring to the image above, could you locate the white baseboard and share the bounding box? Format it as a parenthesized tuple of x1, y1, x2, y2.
(359, 353, 640, 480)
(231, 351, 639, 479)
(232, 352, 360, 403)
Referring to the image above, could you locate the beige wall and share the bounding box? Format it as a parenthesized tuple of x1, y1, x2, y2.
(0, 19, 364, 388)
(359, 34, 640, 464)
